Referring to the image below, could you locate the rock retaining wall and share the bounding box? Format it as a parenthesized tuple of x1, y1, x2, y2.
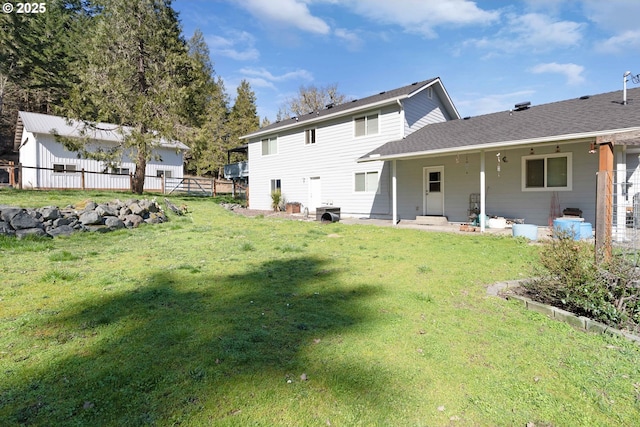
(0, 199, 166, 239)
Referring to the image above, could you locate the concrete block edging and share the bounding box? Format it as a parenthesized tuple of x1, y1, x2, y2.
(490, 279, 640, 345)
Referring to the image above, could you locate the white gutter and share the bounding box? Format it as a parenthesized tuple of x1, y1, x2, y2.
(357, 127, 640, 163)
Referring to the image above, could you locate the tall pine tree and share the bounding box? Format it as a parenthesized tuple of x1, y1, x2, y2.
(228, 80, 259, 147)
(61, 0, 194, 193)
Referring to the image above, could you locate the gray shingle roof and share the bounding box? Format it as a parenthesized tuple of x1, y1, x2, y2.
(244, 78, 441, 138)
(362, 87, 640, 161)
(18, 111, 190, 150)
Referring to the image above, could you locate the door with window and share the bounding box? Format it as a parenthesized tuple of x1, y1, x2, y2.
(308, 177, 321, 213)
(423, 166, 444, 216)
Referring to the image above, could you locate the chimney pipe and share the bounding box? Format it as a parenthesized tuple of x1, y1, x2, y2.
(624, 71, 631, 105)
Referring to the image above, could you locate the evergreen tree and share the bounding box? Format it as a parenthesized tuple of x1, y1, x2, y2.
(182, 30, 230, 176)
(61, 0, 194, 194)
(228, 80, 259, 145)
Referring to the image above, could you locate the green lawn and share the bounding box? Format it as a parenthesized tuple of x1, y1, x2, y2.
(1, 189, 639, 426)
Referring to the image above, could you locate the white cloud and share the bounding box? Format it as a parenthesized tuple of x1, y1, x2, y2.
(234, 0, 330, 34)
(465, 13, 584, 53)
(206, 32, 259, 61)
(594, 30, 640, 54)
(456, 90, 536, 116)
(530, 62, 586, 85)
(239, 67, 313, 83)
(334, 28, 363, 51)
(337, 0, 500, 38)
(582, 0, 640, 32)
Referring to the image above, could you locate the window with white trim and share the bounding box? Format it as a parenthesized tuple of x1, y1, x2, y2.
(522, 152, 572, 191)
(355, 171, 379, 193)
(305, 128, 316, 145)
(261, 137, 277, 155)
(53, 164, 77, 173)
(354, 113, 379, 137)
(270, 179, 281, 192)
(156, 170, 171, 178)
(113, 167, 130, 175)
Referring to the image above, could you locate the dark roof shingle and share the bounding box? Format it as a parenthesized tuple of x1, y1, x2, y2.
(363, 88, 640, 160)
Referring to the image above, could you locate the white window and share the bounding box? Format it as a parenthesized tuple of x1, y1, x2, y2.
(262, 137, 277, 155)
(271, 179, 281, 192)
(113, 167, 130, 175)
(53, 164, 77, 173)
(354, 113, 379, 137)
(355, 171, 379, 193)
(305, 128, 316, 145)
(156, 170, 172, 178)
(522, 152, 572, 191)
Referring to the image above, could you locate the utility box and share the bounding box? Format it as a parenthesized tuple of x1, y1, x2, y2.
(316, 206, 340, 222)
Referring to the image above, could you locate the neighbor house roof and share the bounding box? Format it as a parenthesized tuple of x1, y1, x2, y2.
(16, 111, 189, 150)
(241, 77, 460, 140)
(360, 87, 640, 162)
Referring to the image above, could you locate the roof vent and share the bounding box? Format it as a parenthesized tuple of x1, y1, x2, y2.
(379, 91, 386, 95)
(351, 99, 358, 102)
(514, 101, 531, 111)
(580, 95, 590, 100)
(325, 103, 335, 109)
(411, 82, 418, 85)
(463, 116, 471, 120)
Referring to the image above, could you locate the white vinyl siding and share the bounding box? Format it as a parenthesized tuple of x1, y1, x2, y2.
(354, 113, 379, 137)
(262, 137, 277, 155)
(522, 152, 572, 191)
(403, 88, 451, 136)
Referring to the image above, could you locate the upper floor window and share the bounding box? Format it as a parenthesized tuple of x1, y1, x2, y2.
(305, 128, 316, 145)
(522, 152, 572, 191)
(354, 113, 379, 137)
(262, 137, 277, 155)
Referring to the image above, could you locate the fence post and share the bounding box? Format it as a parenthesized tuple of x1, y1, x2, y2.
(595, 171, 613, 263)
(161, 175, 165, 194)
(18, 163, 22, 189)
(81, 168, 86, 190)
(8, 161, 14, 187)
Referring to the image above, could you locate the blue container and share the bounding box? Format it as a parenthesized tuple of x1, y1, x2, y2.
(553, 219, 581, 240)
(580, 222, 593, 239)
(512, 224, 538, 240)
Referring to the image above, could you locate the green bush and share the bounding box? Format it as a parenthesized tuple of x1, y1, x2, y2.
(270, 189, 283, 211)
(525, 230, 640, 330)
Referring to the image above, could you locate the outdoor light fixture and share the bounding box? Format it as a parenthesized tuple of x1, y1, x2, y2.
(589, 143, 596, 154)
(530, 148, 535, 155)
(555, 145, 561, 153)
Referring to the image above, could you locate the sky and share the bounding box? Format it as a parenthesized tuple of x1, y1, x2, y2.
(174, 0, 640, 122)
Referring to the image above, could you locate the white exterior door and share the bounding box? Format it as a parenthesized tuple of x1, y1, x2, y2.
(308, 177, 321, 212)
(423, 166, 444, 216)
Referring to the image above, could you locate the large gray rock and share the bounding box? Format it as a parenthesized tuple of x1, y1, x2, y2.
(0, 221, 15, 236)
(53, 216, 75, 227)
(15, 227, 49, 239)
(79, 211, 102, 225)
(96, 204, 118, 217)
(104, 216, 125, 230)
(47, 225, 76, 237)
(128, 202, 145, 216)
(122, 214, 144, 228)
(1, 207, 23, 222)
(84, 201, 98, 211)
(10, 212, 42, 230)
(38, 207, 61, 221)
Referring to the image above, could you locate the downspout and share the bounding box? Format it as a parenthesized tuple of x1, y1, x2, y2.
(392, 159, 397, 225)
(480, 150, 486, 232)
(396, 99, 404, 138)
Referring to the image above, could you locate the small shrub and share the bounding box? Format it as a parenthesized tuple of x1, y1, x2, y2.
(525, 231, 640, 329)
(271, 190, 283, 212)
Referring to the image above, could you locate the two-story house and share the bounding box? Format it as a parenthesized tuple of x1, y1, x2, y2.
(241, 78, 459, 217)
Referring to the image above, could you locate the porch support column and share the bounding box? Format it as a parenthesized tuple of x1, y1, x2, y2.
(615, 146, 626, 242)
(392, 159, 398, 225)
(595, 139, 614, 262)
(480, 150, 486, 233)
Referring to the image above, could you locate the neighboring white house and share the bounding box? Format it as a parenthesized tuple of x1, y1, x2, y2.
(16, 111, 189, 191)
(241, 78, 459, 216)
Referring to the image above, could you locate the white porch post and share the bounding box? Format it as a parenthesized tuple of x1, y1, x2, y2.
(480, 150, 486, 233)
(615, 146, 626, 242)
(392, 159, 398, 225)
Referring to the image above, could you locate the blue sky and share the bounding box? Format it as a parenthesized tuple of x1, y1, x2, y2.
(174, 0, 640, 121)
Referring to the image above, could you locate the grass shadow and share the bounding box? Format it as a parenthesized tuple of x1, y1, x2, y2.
(1, 256, 383, 425)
